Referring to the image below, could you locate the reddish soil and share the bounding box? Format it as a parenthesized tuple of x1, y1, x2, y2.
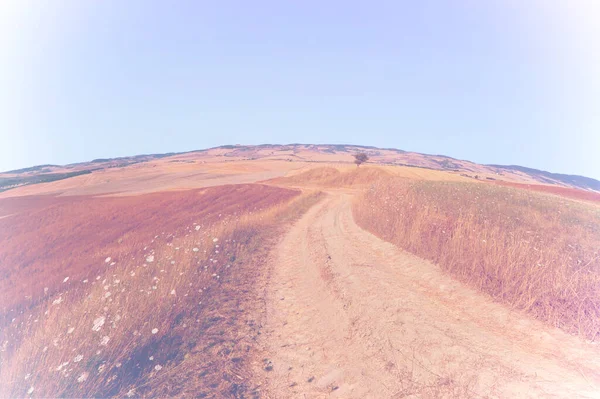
(490, 180, 600, 203)
(0, 184, 298, 316)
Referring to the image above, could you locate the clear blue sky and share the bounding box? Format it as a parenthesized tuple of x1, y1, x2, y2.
(1, 1, 599, 178)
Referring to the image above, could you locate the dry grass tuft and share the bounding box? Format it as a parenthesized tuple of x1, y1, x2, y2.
(354, 178, 600, 341)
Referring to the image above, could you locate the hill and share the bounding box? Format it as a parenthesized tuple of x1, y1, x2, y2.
(1, 144, 598, 193)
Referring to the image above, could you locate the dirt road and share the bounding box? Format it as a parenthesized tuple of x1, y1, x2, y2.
(258, 191, 600, 398)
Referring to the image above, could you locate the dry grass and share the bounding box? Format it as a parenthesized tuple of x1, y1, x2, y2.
(268, 166, 393, 188)
(0, 185, 322, 398)
(0, 184, 296, 315)
(354, 177, 600, 341)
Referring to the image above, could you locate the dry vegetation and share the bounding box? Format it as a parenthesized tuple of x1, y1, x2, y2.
(268, 166, 393, 188)
(0, 185, 297, 315)
(0, 184, 322, 398)
(354, 176, 600, 341)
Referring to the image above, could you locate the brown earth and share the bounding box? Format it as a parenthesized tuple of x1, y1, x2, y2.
(257, 190, 600, 398)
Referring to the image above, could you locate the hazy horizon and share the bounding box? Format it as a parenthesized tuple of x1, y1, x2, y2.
(1, 1, 599, 179)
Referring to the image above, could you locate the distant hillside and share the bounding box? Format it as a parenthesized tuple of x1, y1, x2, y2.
(0, 170, 94, 192)
(5, 164, 59, 174)
(1, 144, 598, 193)
(488, 165, 600, 192)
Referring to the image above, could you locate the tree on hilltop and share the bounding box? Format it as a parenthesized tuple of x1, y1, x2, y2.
(354, 152, 369, 167)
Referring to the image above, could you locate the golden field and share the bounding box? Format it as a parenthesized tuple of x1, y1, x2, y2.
(354, 177, 600, 341)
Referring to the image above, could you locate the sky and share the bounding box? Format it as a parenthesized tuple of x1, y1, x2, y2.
(1, 1, 599, 179)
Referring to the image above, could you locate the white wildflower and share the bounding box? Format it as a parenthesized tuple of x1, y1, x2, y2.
(100, 336, 110, 346)
(146, 255, 154, 263)
(67, 327, 75, 334)
(192, 247, 199, 252)
(92, 316, 106, 331)
(53, 296, 63, 305)
(105, 257, 111, 263)
(63, 277, 69, 283)
(27, 387, 34, 395)
(77, 372, 89, 382)
(149, 356, 154, 360)
(56, 361, 69, 371)
(104, 292, 111, 299)
(170, 289, 176, 296)
(154, 364, 162, 371)
(152, 328, 158, 334)
(127, 389, 136, 397)
(195, 225, 200, 231)
(213, 238, 218, 242)
(74, 354, 83, 363)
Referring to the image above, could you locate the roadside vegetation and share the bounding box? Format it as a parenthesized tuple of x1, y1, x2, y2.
(0, 184, 322, 397)
(353, 177, 600, 341)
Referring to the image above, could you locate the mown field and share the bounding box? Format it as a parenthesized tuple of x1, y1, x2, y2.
(0, 184, 322, 397)
(354, 177, 600, 341)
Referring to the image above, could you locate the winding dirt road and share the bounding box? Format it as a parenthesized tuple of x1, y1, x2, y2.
(258, 191, 600, 398)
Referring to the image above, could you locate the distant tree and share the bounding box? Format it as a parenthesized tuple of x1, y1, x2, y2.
(353, 152, 369, 167)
